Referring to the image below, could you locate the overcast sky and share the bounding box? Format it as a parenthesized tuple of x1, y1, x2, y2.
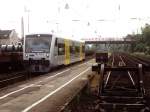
(0, 0, 150, 40)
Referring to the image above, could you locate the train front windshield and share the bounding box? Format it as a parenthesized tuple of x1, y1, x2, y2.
(25, 35, 52, 53)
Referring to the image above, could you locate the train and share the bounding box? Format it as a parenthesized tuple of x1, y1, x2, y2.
(23, 34, 85, 72)
(95, 52, 109, 63)
(0, 44, 23, 72)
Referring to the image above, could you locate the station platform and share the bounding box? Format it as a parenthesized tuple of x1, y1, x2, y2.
(0, 59, 94, 112)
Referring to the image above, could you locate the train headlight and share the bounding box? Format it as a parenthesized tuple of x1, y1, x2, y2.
(46, 54, 49, 57)
(25, 54, 28, 57)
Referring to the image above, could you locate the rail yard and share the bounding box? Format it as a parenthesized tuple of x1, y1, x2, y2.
(0, 30, 150, 112)
(0, 32, 150, 112)
(0, 50, 149, 112)
(1, 0, 150, 112)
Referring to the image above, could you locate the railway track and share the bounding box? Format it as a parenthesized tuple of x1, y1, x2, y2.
(0, 71, 29, 88)
(0, 59, 94, 112)
(0, 53, 149, 112)
(0, 58, 92, 89)
(69, 52, 150, 112)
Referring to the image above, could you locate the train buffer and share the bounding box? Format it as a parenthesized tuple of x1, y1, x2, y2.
(92, 63, 149, 111)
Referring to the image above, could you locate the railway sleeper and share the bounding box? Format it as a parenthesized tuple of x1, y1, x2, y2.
(98, 94, 149, 112)
(92, 62, 149, 111)
(98, 102, 147, 112)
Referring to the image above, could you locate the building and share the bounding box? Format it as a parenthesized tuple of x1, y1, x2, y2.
(0, 29, 20, 45)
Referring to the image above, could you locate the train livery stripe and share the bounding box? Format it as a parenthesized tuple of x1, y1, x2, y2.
(64, 39, 70, 65)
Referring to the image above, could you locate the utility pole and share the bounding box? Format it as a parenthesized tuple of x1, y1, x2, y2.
(21, 16, 24, 38)
(24, 6, 30, 33)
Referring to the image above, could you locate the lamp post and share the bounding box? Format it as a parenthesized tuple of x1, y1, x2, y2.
(21, 16, 24, 39)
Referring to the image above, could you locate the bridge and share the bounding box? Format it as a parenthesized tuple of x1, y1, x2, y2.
(83, 37, 137, 44)
(85, 40, 136, 44)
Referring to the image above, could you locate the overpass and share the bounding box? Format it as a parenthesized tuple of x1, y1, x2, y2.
(84, 38, 137, 52)
(85, 40, 136, 44)
(83, 37, 137, 44)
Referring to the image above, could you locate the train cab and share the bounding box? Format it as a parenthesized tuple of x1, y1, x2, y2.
(23, 34, 52, 72)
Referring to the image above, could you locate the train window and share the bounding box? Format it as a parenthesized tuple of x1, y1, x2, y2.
(70, 46, 75, 54)
(55, 38, 58, 47)
(70, 46, 73, 53)
(58, 43, 65, 55)
(75, 46, 80, 53)
(82, 45, 85, 53)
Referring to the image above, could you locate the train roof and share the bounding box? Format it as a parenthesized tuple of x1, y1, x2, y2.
(57, 37, 84, 43)
(25, 33, 84, 43)
(26, 33, 52, 37)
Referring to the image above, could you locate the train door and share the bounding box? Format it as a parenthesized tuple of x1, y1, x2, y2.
(74, 42, 80, 62)
(54, 38, 65, 65)
(64, 39, 70, 65)
(54, 38, 58, 66)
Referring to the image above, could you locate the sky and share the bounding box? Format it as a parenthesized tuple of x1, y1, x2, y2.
(0, 0, 150, 40)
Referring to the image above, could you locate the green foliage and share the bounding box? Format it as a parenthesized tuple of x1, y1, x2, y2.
(134, 43, 146, 52)
(126, 23, 150, 54)
(141, 24, 150, 46)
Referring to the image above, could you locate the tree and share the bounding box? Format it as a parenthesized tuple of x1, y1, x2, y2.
(124, 24, 150, 54)
(141, 24, 150, 54)
(134, 43, 146, 52)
